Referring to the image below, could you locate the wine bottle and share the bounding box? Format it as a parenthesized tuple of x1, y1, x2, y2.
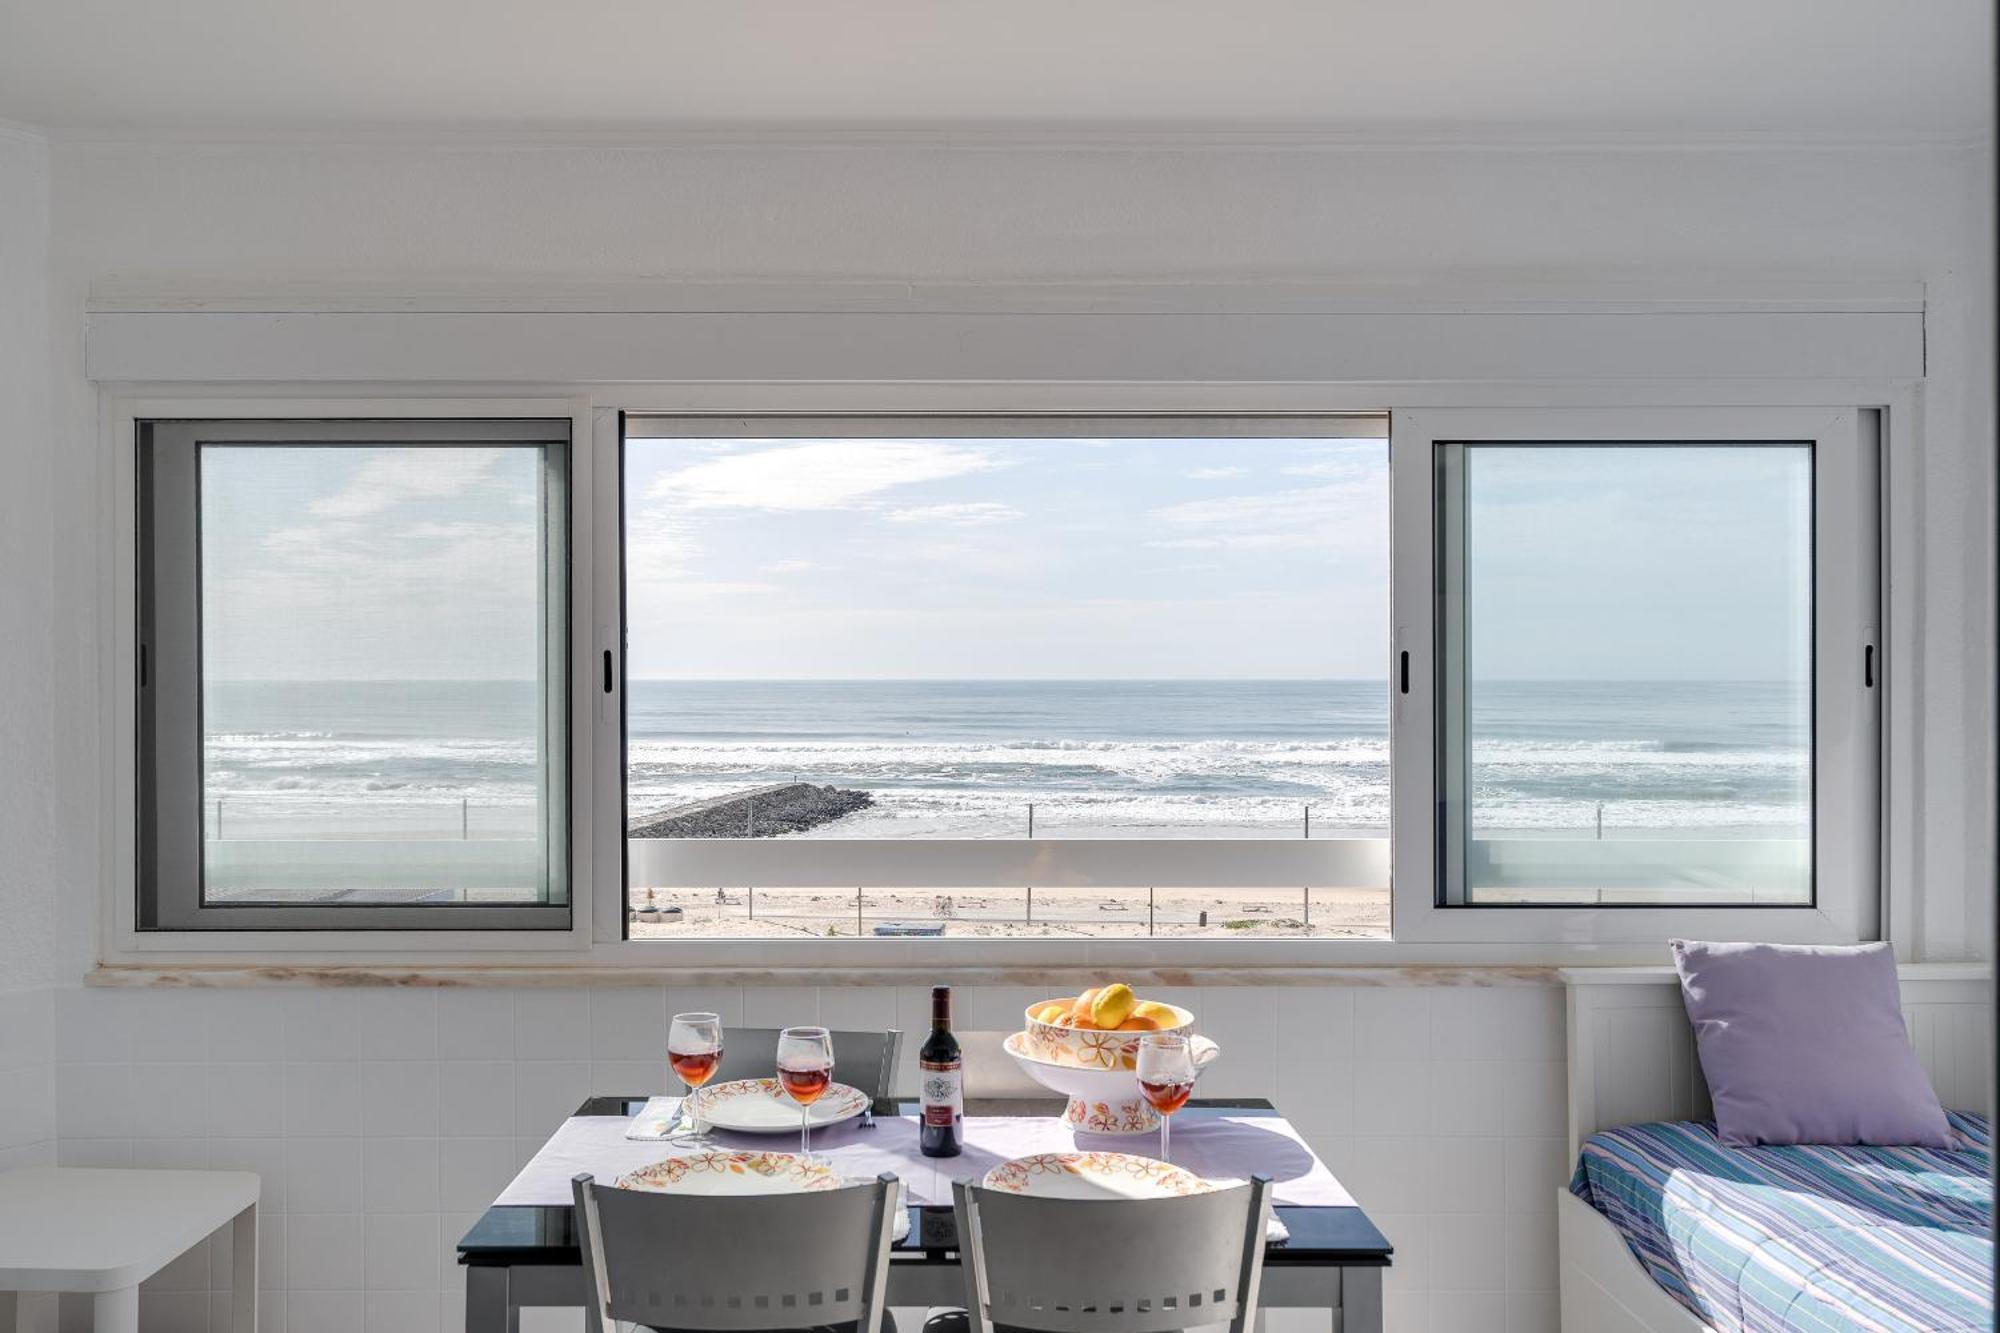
(918, 985, 963, 1157)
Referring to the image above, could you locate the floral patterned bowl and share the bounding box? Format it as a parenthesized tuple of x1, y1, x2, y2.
(1021, 999, 1196, 1070)
(1003, 1030, 1220, 1134)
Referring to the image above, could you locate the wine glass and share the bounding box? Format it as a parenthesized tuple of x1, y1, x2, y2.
(667, 1012, 723, 1139)
(776, 1026, 835, 1159)
(1136, 1032, 1196, 1162)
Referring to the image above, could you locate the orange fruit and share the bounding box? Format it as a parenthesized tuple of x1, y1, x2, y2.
(1116, 1014, 1161, 1032)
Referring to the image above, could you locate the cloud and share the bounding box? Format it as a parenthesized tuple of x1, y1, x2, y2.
(1183, 466, 1248, 480)
(1147, 482, 1385, 553)
(761, 559, 820, 575)
(1281, 458, 1376, 480)
(308, 449, 500, 520)
(649, 441, 1004, 512)
(884, 502, 1024, 526)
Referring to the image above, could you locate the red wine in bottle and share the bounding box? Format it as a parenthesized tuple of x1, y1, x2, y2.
(919, 985, 963, 1157)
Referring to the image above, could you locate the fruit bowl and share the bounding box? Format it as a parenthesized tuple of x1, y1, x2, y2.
(1003, 1030, 1219, 1134)
(1021, 997, 1196, 1070)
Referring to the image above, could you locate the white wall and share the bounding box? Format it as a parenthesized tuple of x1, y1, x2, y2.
(0, 126, 58, 1182)
(3, 137, 1992, 1333)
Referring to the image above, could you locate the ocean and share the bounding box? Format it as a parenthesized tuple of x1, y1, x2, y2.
(201, 678, 1810, 842)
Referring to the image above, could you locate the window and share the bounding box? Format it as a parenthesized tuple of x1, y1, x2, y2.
(1393, 408, 1880, 943)
(620, 417, 1392, 939)
(126, 405, 1885, 948)
(1436, 444, 1814, 905)
(137, 420, 571, 930)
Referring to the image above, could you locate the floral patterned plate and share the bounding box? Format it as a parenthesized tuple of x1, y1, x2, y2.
(695, 1078, 872, 1134)
(617, 1150, 842, 1195)
(983, 1152, 1215, 1200)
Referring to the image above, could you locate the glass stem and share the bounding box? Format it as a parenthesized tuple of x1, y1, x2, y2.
(1160, 1113, 1170, 1162)
(801, 1107, 810, 1158)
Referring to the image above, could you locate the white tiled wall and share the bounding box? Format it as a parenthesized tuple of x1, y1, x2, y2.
(0, 988, 55, 1172)
(46, 982, 1567, 1333)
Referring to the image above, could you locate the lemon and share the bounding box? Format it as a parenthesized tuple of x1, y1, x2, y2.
(1131, 1000, 1179, 1027)
(1090, 982, 1137, 1029)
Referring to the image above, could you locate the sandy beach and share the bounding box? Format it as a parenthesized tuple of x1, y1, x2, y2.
(627, 884, 1390, 939)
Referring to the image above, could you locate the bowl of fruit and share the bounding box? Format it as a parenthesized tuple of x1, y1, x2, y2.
(1002, 1030, 1220, 1133)
(1022, 985, 1195, 1071)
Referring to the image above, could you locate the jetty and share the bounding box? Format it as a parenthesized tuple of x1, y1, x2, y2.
(627, 782, 873, 838)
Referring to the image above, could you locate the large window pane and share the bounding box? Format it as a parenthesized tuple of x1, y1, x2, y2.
(1436, 444, 1813, 906)
(138, 421, 570, 929)
(622, 425, 1390, 939)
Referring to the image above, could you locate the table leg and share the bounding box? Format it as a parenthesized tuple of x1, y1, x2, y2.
(466, 1266, 520, 1333)
(91, 1286, 139, 1333)
(1338, 1267, 1382, 1333)
(0, 1290, 18, 1333)
(231, 1202, 259, 1333)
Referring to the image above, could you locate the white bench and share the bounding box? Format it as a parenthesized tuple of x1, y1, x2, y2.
(0, 1168, 259, 1332)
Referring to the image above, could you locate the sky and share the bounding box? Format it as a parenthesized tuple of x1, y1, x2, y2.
(195, 434, 1812, 685)
(624, 436, 1390, 680)
(201, 445, 544, 681)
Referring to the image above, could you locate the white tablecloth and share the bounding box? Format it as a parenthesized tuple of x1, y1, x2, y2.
(495, 1112, 1353, 1209)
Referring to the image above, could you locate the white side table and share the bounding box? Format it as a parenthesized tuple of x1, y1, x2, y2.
(0, 1168, 259, 1333)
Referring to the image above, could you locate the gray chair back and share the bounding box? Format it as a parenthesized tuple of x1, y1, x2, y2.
(715, 1028, 902, 1110)
(950, 1177, 1271, 1333)
(572, 1172, 899, 1333)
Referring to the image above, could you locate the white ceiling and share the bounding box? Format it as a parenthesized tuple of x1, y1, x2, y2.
(1, 0, 1991, 137)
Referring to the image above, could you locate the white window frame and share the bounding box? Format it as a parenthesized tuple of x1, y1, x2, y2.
(101, 397, 599, 957)
(1389, 406, 1881, 946)
(90, 371, 1911, 970)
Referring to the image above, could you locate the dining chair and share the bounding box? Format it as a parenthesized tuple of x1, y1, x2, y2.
(947, 1176, 1273, 1333)
(571, 1171, 900, 1333)
(714, 1028, 903, 1111)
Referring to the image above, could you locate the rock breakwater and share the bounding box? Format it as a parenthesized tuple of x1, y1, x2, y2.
(627, 782, 874, 838)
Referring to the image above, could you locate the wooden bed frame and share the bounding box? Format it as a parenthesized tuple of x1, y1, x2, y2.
(1558, 963, 1994, 1333)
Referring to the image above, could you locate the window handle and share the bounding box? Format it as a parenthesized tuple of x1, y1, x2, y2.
(1864, 643, 1875, 689)
(602, 649, 615, 694)
(1399, 650, 1410, 695)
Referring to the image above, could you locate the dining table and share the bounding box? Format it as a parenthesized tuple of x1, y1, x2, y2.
(457, 1094, 1392, 1333)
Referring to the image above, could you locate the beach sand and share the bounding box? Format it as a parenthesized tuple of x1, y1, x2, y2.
(627, 884, 1390, 939)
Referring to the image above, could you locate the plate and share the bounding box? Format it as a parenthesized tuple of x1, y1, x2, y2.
(617, 1150, 841, 1196)
(982, 1152, 1215, 1200)
(695, 1078, 871, 1134)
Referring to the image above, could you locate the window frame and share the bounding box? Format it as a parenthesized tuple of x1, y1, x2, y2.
(94, 384, 1904, 968)
(134, 417, 577, 932)
(1388, 406, 1882, 946)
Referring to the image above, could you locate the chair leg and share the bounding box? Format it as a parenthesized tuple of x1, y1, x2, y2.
(0, 1290, 19, 1333)
(231, 1203, 259, 1332)
(91, 1286, 138, 1333)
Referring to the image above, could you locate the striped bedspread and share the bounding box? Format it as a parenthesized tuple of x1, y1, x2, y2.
(1570, 1113, 1992, 1333)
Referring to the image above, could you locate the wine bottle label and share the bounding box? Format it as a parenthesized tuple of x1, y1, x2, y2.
(920, 1059, 963, 1127)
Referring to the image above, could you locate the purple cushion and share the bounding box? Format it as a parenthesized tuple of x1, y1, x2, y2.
(1669, 939, 1953, 1148)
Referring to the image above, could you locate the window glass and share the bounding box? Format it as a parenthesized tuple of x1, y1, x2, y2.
(198, 446, 560, 905)
(1435, 444, 1813, 905)
(622, 430, 1390, 938)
